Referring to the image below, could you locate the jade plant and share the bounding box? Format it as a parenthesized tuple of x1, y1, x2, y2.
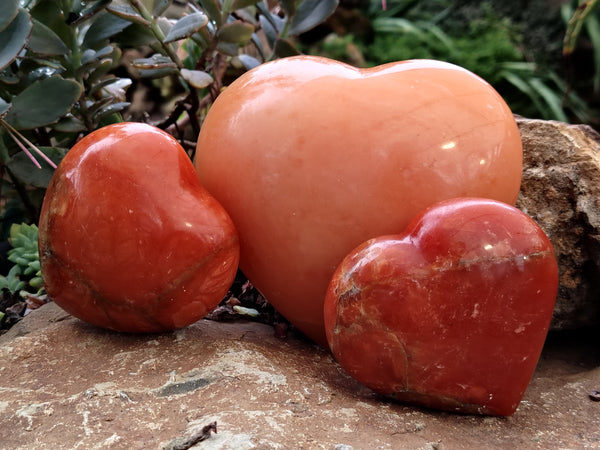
(1, 0, 338, 226)
(0, 0, 339, 329)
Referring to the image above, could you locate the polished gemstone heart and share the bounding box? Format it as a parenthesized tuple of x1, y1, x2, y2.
(39, 123, 239, 333)
(195, 56, 523, 345)
(324, 198, 558, 416)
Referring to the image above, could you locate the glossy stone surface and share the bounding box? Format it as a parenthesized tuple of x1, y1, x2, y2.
(195, 56, 523, 345)
(324, 198, 559, 416)
(39, 123, 239, 333)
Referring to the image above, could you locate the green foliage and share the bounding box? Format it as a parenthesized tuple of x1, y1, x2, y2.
(0, 0, 339, 306)
(563, 0, 600, 96)
(0, 0, 338, 223)
(0, 223, 43, 296)
(308, 0, 598, 125)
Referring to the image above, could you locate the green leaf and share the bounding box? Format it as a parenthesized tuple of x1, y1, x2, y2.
(53, 115, 86, 133)
(83, 11, 132, 48)
(6, 147, 66, 188)
(198, 0, 222, 27)
(92, 102, 130, 122)
(28, 18, 69, 56)
(86, 59, 115, 85)
(216, 41, 241, 56)
(67, 0, 112, 25)
(132, 54, 177, 70)
(273, 38, 301, 57)
(181, 69, 214, 88)
(232, 0, 260, 10)
(112, 23, 156, 47)
(1, 265, 25, 294)
(258, 11, 284, 46)
(280, 0, 297, 17)
(106, 4, 151, 26)
(529, 78, 569, 122)
(584, 12, 600, 93)
(0, 9, 33, 71)
(238, 54, 261, 70)
(29, 1, 71, 46)
(0, 0, 19, 33)
(217, 21, 255, 45)
(138, 67, 179, 78)
(153, 0, 173, 17)
(163, 12, 209, 43)
(0, 98, 11, 118)
(288, 0, 338, 36)
(4, 76, 83, 130)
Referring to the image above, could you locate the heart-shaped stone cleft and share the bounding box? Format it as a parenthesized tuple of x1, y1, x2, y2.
(324, 197, 559, 416)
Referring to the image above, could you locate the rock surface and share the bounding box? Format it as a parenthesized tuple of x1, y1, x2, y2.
(516, 117, 600, 330)
(1, 302, 599, 449)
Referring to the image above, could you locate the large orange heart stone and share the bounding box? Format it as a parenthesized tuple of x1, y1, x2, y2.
(195, 56, 523, 345)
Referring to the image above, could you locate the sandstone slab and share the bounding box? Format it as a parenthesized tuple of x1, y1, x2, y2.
(1, 302, 599, 449)
(516, 117, 600, 330)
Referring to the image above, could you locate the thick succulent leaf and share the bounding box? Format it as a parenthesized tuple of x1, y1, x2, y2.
(6, 147, 67, 188)
(29, 1, 71, 48)
(4, 76, 83, 130)
(216, 41, 241, 56)
(288, 0, 338, 36)
(153, 0, 173, 17)
(280, 0, 297, 18)
(238, 54, 261, 70)
(273, 38, 301, 57)
(67, 0, 112, 25)
(181, 69, 214, 88)
(89, 76, 131, 97)
(236, 6, 259, 26)
(112, 23, 156, 47)
(137, 67, 179, 78)
(86, 59, 114, 85)
(232, 0, 260, 10)
(0, 98, 11, 118)
(217, 21, 255, 45)
(106, 4, 151, 26)
(258, 9, 284, 46)
(0, 0, 19, 33)
(83, 11, 132, 48)
(92, 102, 130, 122)
(53, 115, 86, 133)
(0, 9, 33, 71)
(28, 18, 69, 56)
(199, 0, 222, 27)
(132, 54, 177, 69)
(163, 12, 209, 43)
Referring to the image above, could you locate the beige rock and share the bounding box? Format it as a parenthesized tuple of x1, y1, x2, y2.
(0, 302, 599, 449)
(516, 117, 600, 330)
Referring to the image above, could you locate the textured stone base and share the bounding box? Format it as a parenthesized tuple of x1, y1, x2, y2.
(1, 302, 598, 449)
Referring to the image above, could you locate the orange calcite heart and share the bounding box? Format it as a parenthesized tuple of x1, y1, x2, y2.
(324, 198, 558, 415)
(195, 56, 523, 345)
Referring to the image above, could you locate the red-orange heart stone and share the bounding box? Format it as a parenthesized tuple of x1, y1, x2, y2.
(324, 198, 558, 416)
(39, 123, 239, 333)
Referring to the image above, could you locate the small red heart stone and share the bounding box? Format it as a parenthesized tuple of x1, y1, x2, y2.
(324, 198, 558, 416)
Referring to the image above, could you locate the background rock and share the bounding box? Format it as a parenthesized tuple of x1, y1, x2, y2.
(0, 302, 599, 449)
(516, 117, 600, 330)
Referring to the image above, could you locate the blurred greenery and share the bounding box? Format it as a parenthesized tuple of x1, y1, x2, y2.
(306, 0, 600, 127)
